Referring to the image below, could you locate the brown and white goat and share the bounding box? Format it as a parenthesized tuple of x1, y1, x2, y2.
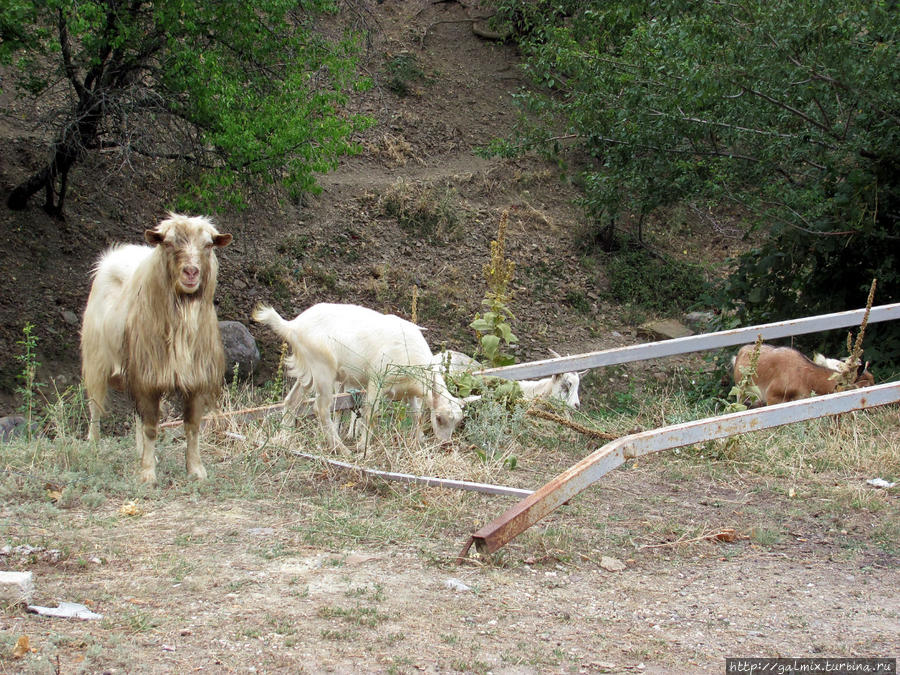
(81, 214, 232, 483)
(732, 343, 874, 406)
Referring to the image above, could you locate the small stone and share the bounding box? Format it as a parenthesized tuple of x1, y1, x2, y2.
(444, 578, 472, 592)
(638, 319, 694, 341)
(0, 416, 31, 443)
(600, 556, 627, 572)
(0, 571, 34, 605)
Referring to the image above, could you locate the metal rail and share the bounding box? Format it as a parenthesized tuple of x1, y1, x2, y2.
(477, 303, 900, 381)
(457, 382, 900, 562)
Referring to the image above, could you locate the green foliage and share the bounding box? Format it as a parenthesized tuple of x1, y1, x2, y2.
(3, 0, 373, 212)
(445, 372, 522, 409)
(489, 0, 900, 363)
(605, 248, 708, 315)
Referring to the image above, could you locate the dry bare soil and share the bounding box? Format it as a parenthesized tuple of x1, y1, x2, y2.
(0, 1, 898, 673)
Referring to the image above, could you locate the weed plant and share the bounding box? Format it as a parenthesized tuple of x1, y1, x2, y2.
(15, 322, 44, 439)
(378, 179, 461, 240)
(470, 210, 518, 366)
(384, 52, 427, 96)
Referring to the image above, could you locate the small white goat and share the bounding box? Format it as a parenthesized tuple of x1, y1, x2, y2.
(812, 353, 844, 371)
(432, 349, 583, 408)
(253, 303, 465, 449)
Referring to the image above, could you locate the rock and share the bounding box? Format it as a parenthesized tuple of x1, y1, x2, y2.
(683, 311, 715, 329)
(219, 321, 260, 382)
(61, 310, 80, 326)
(600, 556, 627, 572)
(0, 571, 34, 605)
(0, 415, 31, 443)
(638, 319, 694, 341)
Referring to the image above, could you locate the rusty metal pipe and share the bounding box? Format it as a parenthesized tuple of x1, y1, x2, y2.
(458, 382, 900, 562)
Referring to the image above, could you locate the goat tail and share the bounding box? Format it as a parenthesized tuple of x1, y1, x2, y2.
(251, 304, 292, 340)
(252, 304, 317, 391)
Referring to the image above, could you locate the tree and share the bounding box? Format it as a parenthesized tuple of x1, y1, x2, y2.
(3, 0, 371, 216)
(488, 0, 899, 362)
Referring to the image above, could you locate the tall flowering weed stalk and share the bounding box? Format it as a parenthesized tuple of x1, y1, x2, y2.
(471, 210, 518, 367)
(834, 278, 876, 390)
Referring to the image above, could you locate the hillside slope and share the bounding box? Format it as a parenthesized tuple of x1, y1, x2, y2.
(0, 0, 730, 411)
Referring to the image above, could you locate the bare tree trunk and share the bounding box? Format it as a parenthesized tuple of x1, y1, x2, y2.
(7, 101, 100, 217)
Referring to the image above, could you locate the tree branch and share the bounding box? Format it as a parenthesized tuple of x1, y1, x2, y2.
(57, 8, 87, 100)
(742, 85, 832, 134)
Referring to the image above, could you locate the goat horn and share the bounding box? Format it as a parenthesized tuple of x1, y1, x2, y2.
(548, 348, 562, 358)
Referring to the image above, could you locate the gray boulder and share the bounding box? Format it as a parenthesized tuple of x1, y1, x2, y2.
(219, 321, 260, 382)
(0, 415, 32, 443)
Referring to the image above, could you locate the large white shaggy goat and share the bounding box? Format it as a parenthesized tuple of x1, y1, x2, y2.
(81, 214, 232, 484)
(253, 303, 465, 449)
(432, 349, 583, 408)
(733, 343, 873, 406)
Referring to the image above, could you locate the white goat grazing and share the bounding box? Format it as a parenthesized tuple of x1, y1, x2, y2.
(81, 214, 232, 484)
(813, 353, 844, 371)
(432, 349, 583, 408)
(252, 303, 465, 449)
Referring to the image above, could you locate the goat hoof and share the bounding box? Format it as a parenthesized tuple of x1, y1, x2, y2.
(139, 469, 158, 485)
(187, 465, 208, 481)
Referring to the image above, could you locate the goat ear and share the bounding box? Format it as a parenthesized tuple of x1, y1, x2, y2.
(213, 233, 233, 248)
(145, 229, 165, 246)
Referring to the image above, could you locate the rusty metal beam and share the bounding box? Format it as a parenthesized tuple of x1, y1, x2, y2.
(458, 382, 900, 562)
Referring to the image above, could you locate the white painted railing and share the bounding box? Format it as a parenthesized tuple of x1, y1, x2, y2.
(456, 303, 900, 560)
(477, 303, 900, 381)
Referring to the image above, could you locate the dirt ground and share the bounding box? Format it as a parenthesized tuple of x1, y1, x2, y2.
(0, 0, 897, 673)
(1, 440, 898, 674)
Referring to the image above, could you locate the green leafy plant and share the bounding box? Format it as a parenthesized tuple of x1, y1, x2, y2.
(471, 211, 518, 367)
(384, 52, 427, 97)
(605, 248, 708, 315)
(15, 322, 43, 439)
(722, 335, 763, 413)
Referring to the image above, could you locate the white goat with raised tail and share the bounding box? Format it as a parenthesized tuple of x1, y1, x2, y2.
(253, 303, 465, 450)
(81, 213, 232, 484)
